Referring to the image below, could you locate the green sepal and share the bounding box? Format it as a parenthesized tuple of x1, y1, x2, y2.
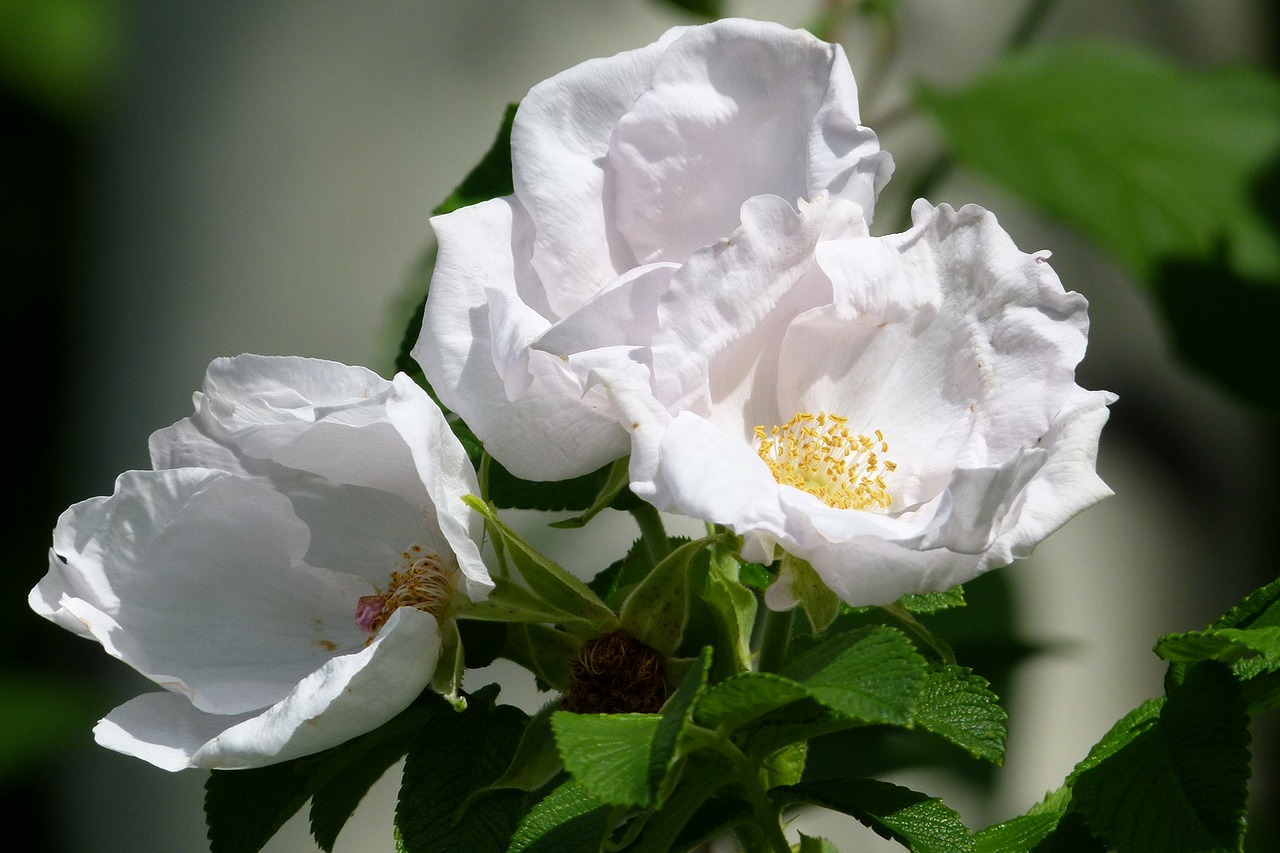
(619, 536, 711, 657)
(781, 554, 841, 635)
(698, 541, 758, 677)
(463, 495, 616, 633)
(502, 623, 580, 692)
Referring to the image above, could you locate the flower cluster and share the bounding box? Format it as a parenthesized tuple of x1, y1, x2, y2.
(32, 17, 1111, 773)
(417, 17, 1113, 607)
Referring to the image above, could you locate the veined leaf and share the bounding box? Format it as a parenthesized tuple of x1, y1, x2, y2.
(913, 664, 1007, 764)
(507, 780, 611, 853)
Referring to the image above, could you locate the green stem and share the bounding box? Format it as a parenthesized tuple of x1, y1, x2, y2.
(755, 605, 795, 674)
(685, 727, 792, 853)
(630, 501, 672, 564)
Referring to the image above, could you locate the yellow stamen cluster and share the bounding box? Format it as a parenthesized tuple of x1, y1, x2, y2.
(356, 546, 457, 637)
(754, 411, 896, 511)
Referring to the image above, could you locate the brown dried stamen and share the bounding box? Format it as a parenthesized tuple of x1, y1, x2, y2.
(562, 631, 667, 714)
(356, 548, 457, 636)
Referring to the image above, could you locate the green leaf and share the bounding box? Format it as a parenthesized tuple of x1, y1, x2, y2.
(432, 102, 516, 216)
(619, 536, 707, 656)
(775, 778, 975, 853)
(502, 623, 580, 692)
(623, 753, 737, 853)
(798, 834, 841, 853)
(780, 625, 927, 726)
(470, 700, 563, 798)
(507, 779, 612, 853)
(552, 713, 661, 808)
(552, 648, 712, 810)
(912, 664, 1007, 764)
(1070, 662, 1251, 853)
(694, 672, 811, 731)
(1210, 575, 1280, 631)
(206, 701, 437, 853)
(1154, 626, 1280, 667)
(920, 42, 1280, 282)
(395, 686, 531, 853)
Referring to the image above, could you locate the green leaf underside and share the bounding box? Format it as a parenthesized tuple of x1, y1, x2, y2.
(619, 537, 706, 656)
(776, 778, 975, 853)
(507, 780, 612, 853)
(920, 42, 1280, 282)
(396, 686, 531, 852)
(1154, 626, 1280, 666)
(1070, 663, 1250, 853)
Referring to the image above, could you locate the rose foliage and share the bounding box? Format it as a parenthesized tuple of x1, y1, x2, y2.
(32, 14, 1280, 853)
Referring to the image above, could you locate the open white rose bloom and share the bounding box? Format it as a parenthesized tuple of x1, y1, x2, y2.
(417, 18, 1113, 607)
(30, 355, 490, 770)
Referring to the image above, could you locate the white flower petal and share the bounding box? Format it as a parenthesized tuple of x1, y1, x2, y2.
(611, 19, 889, 265)
(95, 608, 441, 770)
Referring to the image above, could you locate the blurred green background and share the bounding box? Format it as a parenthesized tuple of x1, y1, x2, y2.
(4, 0, 1277, 850)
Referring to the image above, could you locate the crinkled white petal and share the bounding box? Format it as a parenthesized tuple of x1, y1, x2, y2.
(513, 28, 683, 314)
(419, 198, 631, 480)
(94, 607, 441, 770)
(611, 19, 890, 265)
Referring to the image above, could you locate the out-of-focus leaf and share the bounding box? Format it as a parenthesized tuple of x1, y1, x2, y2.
(920, 42, 1280, 282)
(651, 0, 722, 20)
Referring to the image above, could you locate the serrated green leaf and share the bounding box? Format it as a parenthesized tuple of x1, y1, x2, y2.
(551, 649, 710, 811)
(206, 761, 317, 853)
(780, 626, 927, 726)
(694, 672, 811, 731)
(1242, 668, 1280, 714)
(552, 713, 661, 808)
(395, 686, 530, 853)
(1068, 697, 1163, 780)
(775, 778, 975, 853)
(920, 42, 1280, 282)
(507, 779, 612, 853)
(798, 834, 841, 853)
(913, 664, 1007, 764)
(1155, 626, 1280, 666)
(1211, 576, 1280, 631)
(1070, 663, 1251, 853)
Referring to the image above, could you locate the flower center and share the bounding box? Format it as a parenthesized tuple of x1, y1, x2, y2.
(355, 546, 457, 636)
(754, 411, 896, 511)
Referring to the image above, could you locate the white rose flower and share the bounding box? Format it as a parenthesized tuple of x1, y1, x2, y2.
(415, 18, 892, 481)
(30, 355, 490, 770)
(599, 194, 1114, 606)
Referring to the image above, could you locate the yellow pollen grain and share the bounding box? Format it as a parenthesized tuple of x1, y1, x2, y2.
(754, 411, 895, 511)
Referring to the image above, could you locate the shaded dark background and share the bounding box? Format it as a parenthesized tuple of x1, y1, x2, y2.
(4, 1, 1277, 850)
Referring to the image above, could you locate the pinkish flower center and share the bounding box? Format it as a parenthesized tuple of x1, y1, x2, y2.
(356, 546, 457, 636)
